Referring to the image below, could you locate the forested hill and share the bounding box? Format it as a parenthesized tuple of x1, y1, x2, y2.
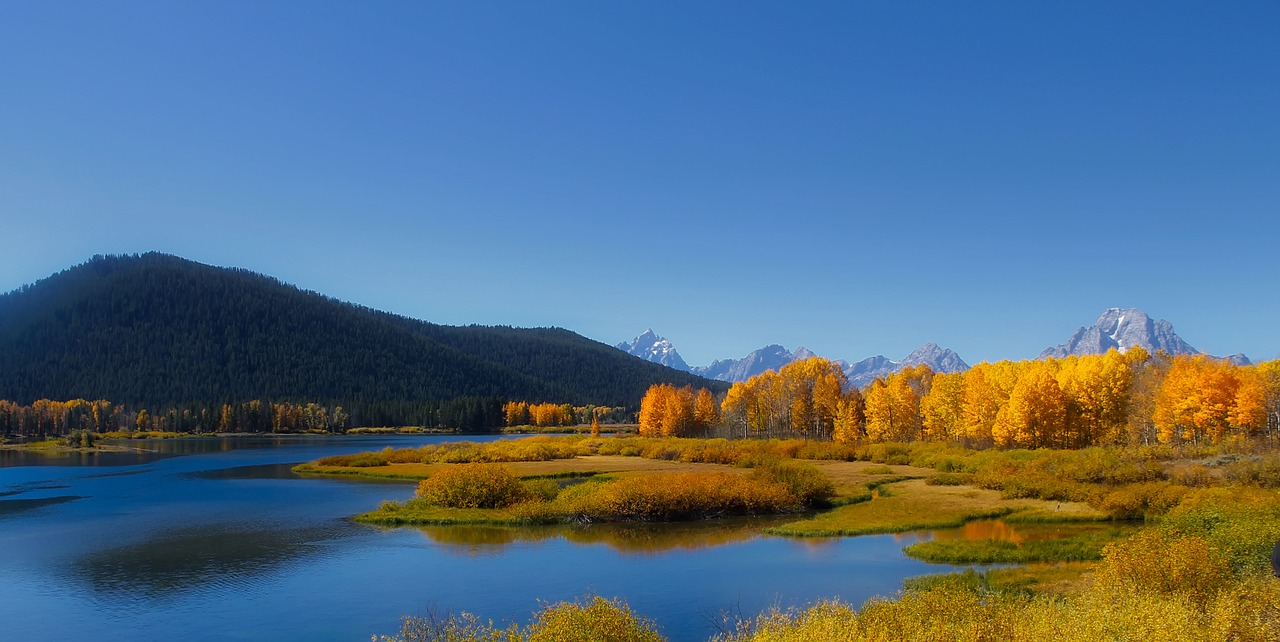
(0, 253, 723, 410)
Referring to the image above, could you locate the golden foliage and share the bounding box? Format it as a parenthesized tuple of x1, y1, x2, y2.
(416, 463, 533, 509)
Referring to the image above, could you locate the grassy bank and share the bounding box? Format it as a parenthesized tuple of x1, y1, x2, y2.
(357, 460, 832, 526)
(763, 478, 1105, 537)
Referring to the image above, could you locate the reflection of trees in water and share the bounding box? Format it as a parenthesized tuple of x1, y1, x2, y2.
(69, 523, 352, 601)
(415, 516, 802, 557)
(0, 495, 83, 518)
(911, 519, 1126, 545)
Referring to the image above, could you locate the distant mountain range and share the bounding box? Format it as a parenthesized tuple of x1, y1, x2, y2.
(617, 332, 970, 386)
(617, 307, 1251, 386)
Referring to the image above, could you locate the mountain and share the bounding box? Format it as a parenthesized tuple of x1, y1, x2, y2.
(1039, 308, 1250, 364)
(0, 254, 725, 415)
(844, 343, 971, 388)
(616, 329, 691, 372)
(679, 341, 969, 387)
(690, 345, 798, 383)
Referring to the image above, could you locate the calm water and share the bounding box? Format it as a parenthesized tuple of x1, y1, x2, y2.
(0, 436, 962, 641)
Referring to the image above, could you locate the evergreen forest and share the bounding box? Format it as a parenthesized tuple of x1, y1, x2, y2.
(0, 253, 722, 431)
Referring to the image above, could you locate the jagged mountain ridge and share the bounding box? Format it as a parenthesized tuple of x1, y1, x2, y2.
(1040, 308, 1195, 359)
(844, 342, 971, 388)
(1041, 308, 1250, 365)
(618, 330, 969, 386)
(690, 345, 796, 382)
(615, 329, 690, 371)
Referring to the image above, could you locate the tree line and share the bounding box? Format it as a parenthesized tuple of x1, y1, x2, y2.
(639, 350, 1280, 448)
(0, 397, 523, 439)
(501, 401, 630, 427)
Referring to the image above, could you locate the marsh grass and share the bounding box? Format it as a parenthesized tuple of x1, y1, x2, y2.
(764, 479, 1104, 537)
(359, 465, 813, 526)
(902, 528, 1128, 564)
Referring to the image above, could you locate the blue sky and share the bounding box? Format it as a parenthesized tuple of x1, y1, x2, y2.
(2, 2, 1277, 366)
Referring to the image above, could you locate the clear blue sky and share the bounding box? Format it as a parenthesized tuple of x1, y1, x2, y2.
(2, 2, 1277, 366)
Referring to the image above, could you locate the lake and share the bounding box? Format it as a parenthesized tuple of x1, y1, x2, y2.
(0, 435, 963, 641)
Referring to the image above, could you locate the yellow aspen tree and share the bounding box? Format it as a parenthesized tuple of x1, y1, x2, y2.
(921, 371, 965, 443)
(995, 362, 1067, 448)
(720, 382, 753, 437)
(1230, 366, 1267, 439)
(964, 361, 1018, 448)
(812, 372, 844, 440)
(863, 378, 894, 442)
(693, 388, 719, 430)
(661, 386, 695, 437)
(832, 390, 865, 444)
(1258, 360, 1280, 444)
(888, 374, 924, 442)
(638, 384, 669, 437)
(1154, 356, 1232, 444)
(1125, 348, 1165, 445)
(219, 404, 235, 432)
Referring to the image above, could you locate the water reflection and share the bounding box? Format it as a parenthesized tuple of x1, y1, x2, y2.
(0, 447, 168, 467)
(185, 463, 303, 480)
(69, 522, 354, 601)
(915, 519, 1124, 544)
(0, 495, 84, 518)
(414, 515, 803, 557)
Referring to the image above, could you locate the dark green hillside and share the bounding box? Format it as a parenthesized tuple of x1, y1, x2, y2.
(0, 253, 723, 416)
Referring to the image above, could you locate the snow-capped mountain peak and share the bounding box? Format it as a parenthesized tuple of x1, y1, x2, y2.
(1040, 308, 1198, 359)
(616, 330, 691, 371)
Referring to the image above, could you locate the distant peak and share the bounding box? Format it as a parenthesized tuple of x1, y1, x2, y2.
(1042, 308, 1197, 359)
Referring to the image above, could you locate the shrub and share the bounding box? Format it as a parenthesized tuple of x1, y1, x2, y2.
(1159, 488, 1280, 575)
(61, 430, 98, 448)
(522, 478, 561, 502)
(1097, 482, 1189, 519)
(926, 473, 974, 486)
(527, 596, 663, 642)
(416, 463, 531, 509)
(549, 472, 798, 522)
(752, 461, 835, 506)
(347, 452, 391, 467)
(1094, 530, 1234, 609)
(867, 443, 913, 465)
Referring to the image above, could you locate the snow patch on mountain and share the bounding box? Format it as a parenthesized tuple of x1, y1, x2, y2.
(1040, 308, 1250, 364)
(615, 329, 691, 371)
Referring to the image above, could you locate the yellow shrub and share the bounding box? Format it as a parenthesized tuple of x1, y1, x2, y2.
(1093, 530, 1233, 608)
(527, 596, 663, 642)
(416, 463, 531, 509)
(552, 472, 797, 522)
